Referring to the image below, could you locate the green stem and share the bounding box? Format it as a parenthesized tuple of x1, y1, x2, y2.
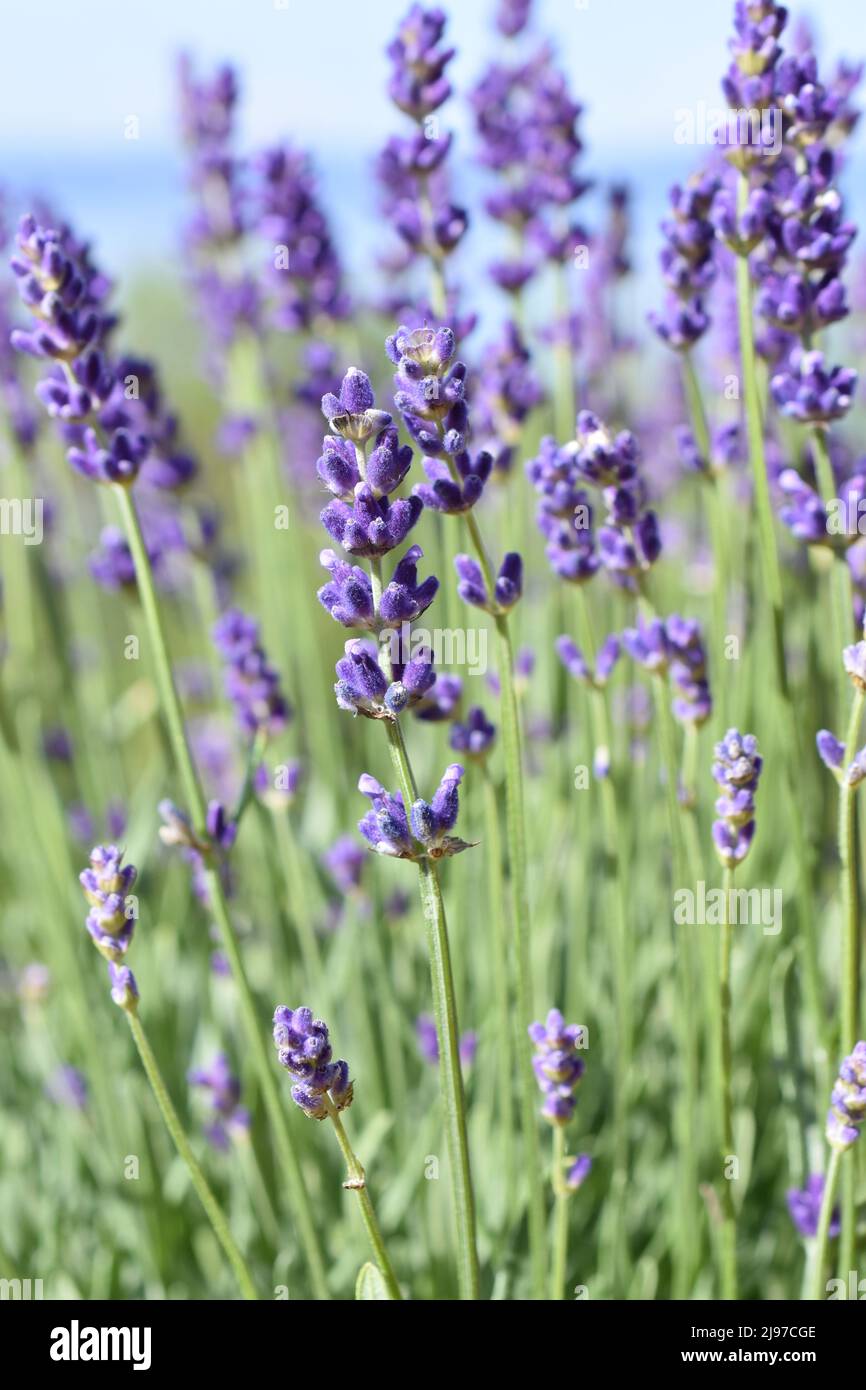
(734, 172, 825, 1078)
(574, 586, 630, 1283)
(481, 765, 516, 1221)
(809, 1146, 843, 1300)
(370, 556, 479, 1300)
(322, 1095, 403, 1300)
(837, 686, 863, 1275)
(718, 866, 738, 1300)
(683, 352, 732, 699)
(114, 483, 329, 1299)
(550, 1126, 569, 1301)
(459, 507, 546, 1297)
(126, 1010, 257, 1299)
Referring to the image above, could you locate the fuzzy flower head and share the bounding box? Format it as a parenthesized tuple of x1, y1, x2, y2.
(79, 845, 137, 962)
(528, 1008, 586, 1126)
(272, 1006, 353, 1119)
(826, 1041, 866, 1149)
(711, 729, 763, 869)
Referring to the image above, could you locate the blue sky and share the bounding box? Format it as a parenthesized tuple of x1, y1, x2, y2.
(2, 0, 864, 286)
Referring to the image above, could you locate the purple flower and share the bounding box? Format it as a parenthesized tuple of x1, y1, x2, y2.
(826, 1041, 866, 1149)
(651, 172, 720, 349)
(79, 845, 137, 962)
(321, 368, 392, 443)
(556, 633, 620, 688)
(358, 766, 471, 861)
(357, 773, 415, 859)
(416, 1013, 477, 1068)
(321, 486, 423, 558)
(212, 608, 290, 738)
(272, 1006, 353, 1119)
(454, 551, 522, 613)
(711, 729, 763, 869)
(787, 1174, 840, 1238)
(450, 706, 496, 759)
(188, 1053, 250, 1149)
(386, 4, 455, 121)
(528, 1008, 586, 1126)
(253, 144, 349, 331)
(108, 962, 139, 1011)
(770, 348, 857, 423)
(323, 836, 367, 896)
(566, 1154, 592, 1190)
(45, 1064, 88, 1110)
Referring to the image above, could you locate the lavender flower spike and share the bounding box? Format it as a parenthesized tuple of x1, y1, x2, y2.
(79, 845, 138, 961)
(272, 1006, 353, 1120)
(711, 729, 763, 869)
(826, 1041, 866, 1149)
(212, 608, 290, 738)
(528, 1008, 586, 1126)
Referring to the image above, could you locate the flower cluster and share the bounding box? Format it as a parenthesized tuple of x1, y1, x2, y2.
(528, 412, 661, 591)
(253, 145, 349, 331)
(212, 608, 290, 738)
(826, 1041, 866, 1150)
(650, 172, 720, 351)
(177, 56, 259, 355)
(387, 324, 493, 515)
(333, 637, 435, 719)
(470, 41, 589, 295)
(79, 845, 139, 1011)
(318, 544, 438, 630)
(528, 1008, 586, 1125)
(556, 634, 620, 690)
(378, 5, 467, 279)
(711, 729, 763, 869)
(357, 765, 470, 860)
(622, 614, 713, 727)
(272, 1006, 353, 1119)
(319, 368, 424, 557)
(473, 320, 545, 476)
(188, 1053, 250, 1149)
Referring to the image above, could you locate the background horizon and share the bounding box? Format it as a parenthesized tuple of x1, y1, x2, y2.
(3, 0, 865, 313)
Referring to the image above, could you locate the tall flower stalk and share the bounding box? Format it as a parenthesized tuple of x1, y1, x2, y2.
(711, 729, 764, 1299)
(816, 641, 866, 1271)
(528, 1009, 589, 1301)
(317, 364, 479, 1298)
(272, 1006, 402, 1299)
(79, 847, 257, 1300)
(381, 324, 544, 1292)
(810, 1041, 866, 1299)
